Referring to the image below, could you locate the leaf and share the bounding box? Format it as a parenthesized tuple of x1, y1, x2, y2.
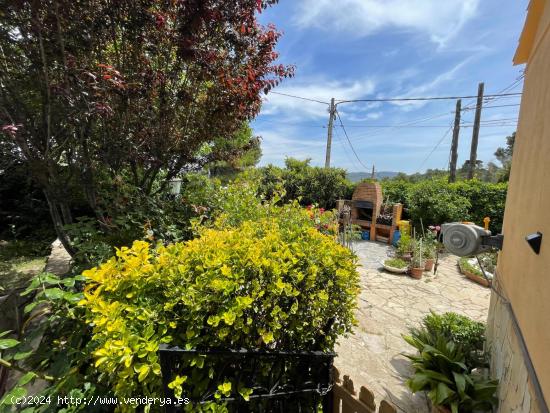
(218, 381, 232, 395)
(260, 330, 274, 344)
(24, 302, 39, 314)
(239, 387, 253, 401)
(222, 310, 236, 326)
(452, 372, 466, 395)
(0, 387, 26, 405)
(95, 357, 108, 367)
(14, 349, 34, 361)
(138, 365, 150, 382)
(17, 372, 36, 386)
(0, 338, 20, 350)
(44, 288, 64, 300)
(422, 369, 454, 385)
(435, 382, 455, 405)
(407, 373, 430, 392)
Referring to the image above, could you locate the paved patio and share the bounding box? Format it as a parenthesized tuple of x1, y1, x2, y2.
(334, 241, 491, 412)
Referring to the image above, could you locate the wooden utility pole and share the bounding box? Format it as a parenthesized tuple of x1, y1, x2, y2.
(448, 99, 462, 183)
(468, 82, 484, 179)
(325, 98, 336, 168)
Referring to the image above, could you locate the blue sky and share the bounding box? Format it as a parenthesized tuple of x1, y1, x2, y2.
(253, 0, 528, 174)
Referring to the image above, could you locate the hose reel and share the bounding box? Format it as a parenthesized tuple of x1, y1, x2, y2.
(441, 223, 503, 256)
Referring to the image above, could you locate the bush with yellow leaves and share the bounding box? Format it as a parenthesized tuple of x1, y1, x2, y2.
(78, 206, 359, 411)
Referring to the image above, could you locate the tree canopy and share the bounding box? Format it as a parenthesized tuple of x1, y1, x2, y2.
(0, 0, 293, 253)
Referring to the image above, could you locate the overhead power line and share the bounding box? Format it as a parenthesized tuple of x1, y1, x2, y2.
(268, 91, 329, 105)
(462, 103, 521, 111)
(417, 124, 454, 172)
(335, 92, 522, 105)
(335, 110, 371, 171)
(334, 126, 363, 172)
(267, 91, 522, 106)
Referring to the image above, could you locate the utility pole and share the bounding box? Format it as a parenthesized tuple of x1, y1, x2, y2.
(448, 99, 462, 183)
(371, 165, 376, 180)
(325, 98, 336, 168)
(468, 82, 484, 179)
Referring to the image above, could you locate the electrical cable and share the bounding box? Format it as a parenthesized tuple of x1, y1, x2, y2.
(335, 92, 522, 105)
(335, 110, 371, 171)
(268, 91, 329, 105)
(416, 124, 454, 172)
(333, 126, 363, 172)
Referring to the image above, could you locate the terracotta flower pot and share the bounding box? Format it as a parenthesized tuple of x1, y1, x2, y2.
(410, 267, 423, 279)
(424, 258, 434, 271)
(464, 271, 491, 287)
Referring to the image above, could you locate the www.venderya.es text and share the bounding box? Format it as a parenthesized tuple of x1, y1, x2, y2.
(8, 395, 190, 407)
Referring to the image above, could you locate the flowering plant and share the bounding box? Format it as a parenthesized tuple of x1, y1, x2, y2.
(306, 205, 339, 237)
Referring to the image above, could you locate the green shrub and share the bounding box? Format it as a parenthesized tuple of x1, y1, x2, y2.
(404, 312, 496, 412)
(423, 312, 486, 368)
(406, 180, 471, 227)
(451, 180, 507, 233)
(404, 333, 498, 413)
(380, 178, 507, 233)
(78, 209, 359, 410)
(256, 158, 353, 209)
(380, 179, 410, 206)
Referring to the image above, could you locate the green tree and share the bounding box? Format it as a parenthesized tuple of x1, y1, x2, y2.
(494, 132, 516, 182)
(208, 123, 262, 180)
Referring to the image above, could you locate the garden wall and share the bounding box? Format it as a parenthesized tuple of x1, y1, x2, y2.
(488, 0, 550, 411)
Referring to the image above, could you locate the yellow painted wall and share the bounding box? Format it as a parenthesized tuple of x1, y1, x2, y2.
(498, 0, 550, 401)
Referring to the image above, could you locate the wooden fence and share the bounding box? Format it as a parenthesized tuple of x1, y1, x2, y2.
(332, 368, 398, 413)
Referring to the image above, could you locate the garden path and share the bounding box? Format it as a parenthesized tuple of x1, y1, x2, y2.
(334, 240, 491, 413)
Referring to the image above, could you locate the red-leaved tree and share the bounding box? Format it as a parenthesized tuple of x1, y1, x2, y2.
(0, 0, 293, 254)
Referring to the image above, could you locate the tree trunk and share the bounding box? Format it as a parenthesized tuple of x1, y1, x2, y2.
(43, 189, 76, 258)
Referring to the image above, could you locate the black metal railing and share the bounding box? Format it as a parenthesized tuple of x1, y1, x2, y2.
(159, 345, 335, 413)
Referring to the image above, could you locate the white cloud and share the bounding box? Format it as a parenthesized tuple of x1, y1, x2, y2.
(387, 57, 473, 110)
(295, 0, 479, 47)
(255, 128, 327, 166)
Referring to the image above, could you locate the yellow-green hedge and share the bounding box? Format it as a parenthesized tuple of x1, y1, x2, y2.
(79, 214, 359, 409)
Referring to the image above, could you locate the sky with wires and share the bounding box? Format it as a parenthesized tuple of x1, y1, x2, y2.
(252, 0, 527, 174)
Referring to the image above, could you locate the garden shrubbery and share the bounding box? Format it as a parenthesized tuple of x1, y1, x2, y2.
(404, 312, 497, 412)
(1, 182, 359, 412)
(255, 158, 354, 210)
(382, 178, 507, 232)
(80, 211, 358, 408)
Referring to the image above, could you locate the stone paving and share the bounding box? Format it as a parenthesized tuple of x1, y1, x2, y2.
(334, 240, 491, 413)
(44, 239, 72, 276)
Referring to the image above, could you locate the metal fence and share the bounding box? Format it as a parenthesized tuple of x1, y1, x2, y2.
(159, 346, 335, 413)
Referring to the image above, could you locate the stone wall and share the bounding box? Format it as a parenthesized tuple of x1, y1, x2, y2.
(486, 286, 545, 413)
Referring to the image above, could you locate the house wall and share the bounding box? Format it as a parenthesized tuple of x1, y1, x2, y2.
(486, 0, 550, 410)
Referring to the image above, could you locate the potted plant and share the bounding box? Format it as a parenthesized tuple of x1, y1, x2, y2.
(397, 232, 413, 261)
(383, 257, 409, 274)
(422, 231, 438, 271)
(424, 246, 435, 271)
(409, 240, 424, 279)
(410, 253, 424, 279)
(458, 257, 493, 288)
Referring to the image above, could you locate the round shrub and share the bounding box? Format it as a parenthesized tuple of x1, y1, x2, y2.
(79, 214, 359, 408)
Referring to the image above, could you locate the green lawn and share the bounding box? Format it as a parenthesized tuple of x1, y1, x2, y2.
(0, 243, 48, 292)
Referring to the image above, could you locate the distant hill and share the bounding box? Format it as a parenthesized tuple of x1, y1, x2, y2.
(346, 171, 400, 182)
